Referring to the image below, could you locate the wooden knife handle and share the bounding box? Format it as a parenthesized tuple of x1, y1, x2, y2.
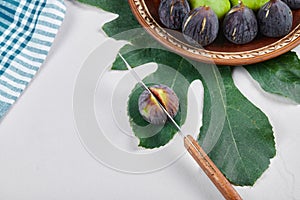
(184, 135, 242, 200)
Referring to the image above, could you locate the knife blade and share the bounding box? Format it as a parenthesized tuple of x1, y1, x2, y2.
(118, 53, 184, 135)
(118, 53, 242, 200)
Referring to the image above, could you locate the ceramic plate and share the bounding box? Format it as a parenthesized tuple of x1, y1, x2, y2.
(129, 0, 300, 65)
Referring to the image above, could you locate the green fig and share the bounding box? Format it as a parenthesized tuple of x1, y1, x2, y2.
(230, 0, 269, 10)
(189, 0, 231, 19)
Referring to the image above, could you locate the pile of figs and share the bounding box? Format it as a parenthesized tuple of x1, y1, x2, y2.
(158, 0, 300, 46)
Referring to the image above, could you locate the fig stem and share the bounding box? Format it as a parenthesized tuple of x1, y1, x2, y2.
(203, 5, 210, 10)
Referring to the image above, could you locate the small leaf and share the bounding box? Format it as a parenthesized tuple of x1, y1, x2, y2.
(245, 52, 300, 104)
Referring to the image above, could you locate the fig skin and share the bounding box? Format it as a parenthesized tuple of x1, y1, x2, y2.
(189, 0, 231, 19)
(158, 0, 190, 30)
(138, 84, 179, 125)
(257, 0, 293, 37)
(223, 3, 258, 44)
(182, 6, 219, 47)
(230, 0, 269, 11)
(282, 0, 300, 9)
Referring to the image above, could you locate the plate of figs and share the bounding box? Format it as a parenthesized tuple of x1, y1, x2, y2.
(128, 0, 300, 65)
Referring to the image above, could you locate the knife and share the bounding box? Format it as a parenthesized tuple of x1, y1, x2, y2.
(118, 53, 242, 200)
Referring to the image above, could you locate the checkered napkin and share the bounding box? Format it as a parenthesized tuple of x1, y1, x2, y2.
(0, 0, 66, 120)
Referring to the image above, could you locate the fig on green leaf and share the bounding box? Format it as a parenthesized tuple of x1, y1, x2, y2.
(230, 0, 269, 10)
(138, 84, 179, 125)
(189, 0, 231, 19)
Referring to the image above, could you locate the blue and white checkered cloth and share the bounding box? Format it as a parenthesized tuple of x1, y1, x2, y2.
(0, 0, 66, 120)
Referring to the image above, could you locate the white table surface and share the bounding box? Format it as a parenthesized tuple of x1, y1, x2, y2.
(0, 1, 300, 199)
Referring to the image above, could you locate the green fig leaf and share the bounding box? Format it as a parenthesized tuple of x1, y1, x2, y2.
(245, 52, 300, 104)
(200, 66, 276, 186)
(112, 49, 275, 186)
(77, 0, 280, 186)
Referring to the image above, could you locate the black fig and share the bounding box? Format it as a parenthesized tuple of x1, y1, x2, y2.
(159, 0, 190, 30)
(282, 0, 300, 9)
(257, 0, 293, 37)
(223, 3, 258, 44)
(182, 6, 219, 47)
(138, 84, 179, 125)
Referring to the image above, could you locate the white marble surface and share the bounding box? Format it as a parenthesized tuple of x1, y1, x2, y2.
(0, 1, 300, 199)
